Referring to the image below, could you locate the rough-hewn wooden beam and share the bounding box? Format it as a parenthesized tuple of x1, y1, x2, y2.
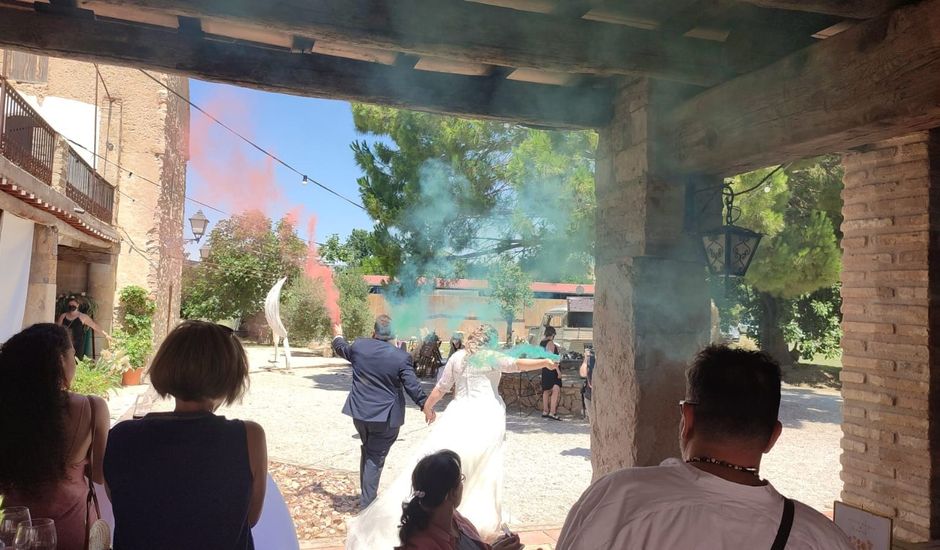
(83, 0, 737, 86)
(0, 6, 612, 128)
(663, 0, 940, 175)
(743, 0, 910, 18)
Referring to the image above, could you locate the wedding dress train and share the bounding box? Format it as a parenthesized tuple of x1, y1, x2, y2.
(345, 349, 518, 549)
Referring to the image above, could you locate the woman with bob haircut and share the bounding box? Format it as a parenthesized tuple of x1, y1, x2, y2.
(0, 323, 109, 550)
(103, 321, 267, 550)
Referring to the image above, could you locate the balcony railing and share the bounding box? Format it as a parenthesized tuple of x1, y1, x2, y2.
(0, 77, 55, 185)
(66, 148, 114, 223)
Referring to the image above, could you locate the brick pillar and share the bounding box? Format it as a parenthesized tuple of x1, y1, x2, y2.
(591, 79, 714, 477)
(840, 130, 940, 542)
(22, 224, 58, 327)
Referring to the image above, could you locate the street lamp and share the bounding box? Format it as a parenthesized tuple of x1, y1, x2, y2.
(701, 187, 762, 280)
(199, 242, 211, 261)
(185, 210, 209, 244)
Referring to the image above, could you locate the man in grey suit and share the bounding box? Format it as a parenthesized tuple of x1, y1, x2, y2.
(332, 315, 433, 507)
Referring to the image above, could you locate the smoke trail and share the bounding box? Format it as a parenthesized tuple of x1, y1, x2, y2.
(502, 343, 560, 360)
(189, 90, 284, 215)
(304, 216, 341, 325)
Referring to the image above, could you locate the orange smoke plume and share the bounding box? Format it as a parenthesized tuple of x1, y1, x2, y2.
(305, 216, 341, 325)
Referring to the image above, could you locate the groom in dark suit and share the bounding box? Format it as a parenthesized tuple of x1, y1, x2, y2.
(332, 314, 433, 507)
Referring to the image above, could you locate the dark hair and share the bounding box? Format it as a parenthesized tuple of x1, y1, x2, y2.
(374, 314, 394, 341)
(149, 321, 249, 405)
(0, 324, 73, 493)
(398, 450, 462, 546)
(544, 326, 557, 338)
(686, 345, 782, 444)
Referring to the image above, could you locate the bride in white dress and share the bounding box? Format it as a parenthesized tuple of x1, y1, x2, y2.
(345, 325, 558, 549)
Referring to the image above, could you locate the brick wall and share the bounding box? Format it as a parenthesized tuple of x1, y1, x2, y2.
(840, 130, 939, 542)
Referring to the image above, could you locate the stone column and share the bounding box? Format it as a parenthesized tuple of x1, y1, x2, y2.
(88, 257, 117, 356)
(591, 79, 715, 477)
(50, 136, 71, 195)
(22, 224, 58, 327)
(840, 130, 940, 542)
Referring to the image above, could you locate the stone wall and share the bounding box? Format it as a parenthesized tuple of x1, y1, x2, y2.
(590, 79, 715, 478)
(148, 74, 188, 342)
(499, 368, 584, 416)
(840, 130, 939, 542)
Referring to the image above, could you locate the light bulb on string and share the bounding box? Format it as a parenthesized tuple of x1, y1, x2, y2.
(301, 175, 308, 185)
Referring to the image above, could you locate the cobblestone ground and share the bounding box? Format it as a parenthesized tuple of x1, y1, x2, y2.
(182, 347, 843, 539)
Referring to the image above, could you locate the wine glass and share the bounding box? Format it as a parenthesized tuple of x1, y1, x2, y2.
(0, 507, 29, 546)
(13, 518, 56, 550)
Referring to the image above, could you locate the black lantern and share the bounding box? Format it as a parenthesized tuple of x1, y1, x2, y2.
(186, 210, 209, 243)
(199, 242, 211, 261)
(702, 187, 762, 278)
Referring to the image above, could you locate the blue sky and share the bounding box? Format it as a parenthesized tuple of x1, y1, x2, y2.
(183, 79, 375, 256)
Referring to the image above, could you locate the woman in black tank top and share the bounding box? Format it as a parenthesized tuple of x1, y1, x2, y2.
(56, 298, 110, 359)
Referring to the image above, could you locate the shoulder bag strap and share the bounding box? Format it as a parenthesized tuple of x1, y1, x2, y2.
(770, 498, 795, 550)
(84, 396, 102, 550)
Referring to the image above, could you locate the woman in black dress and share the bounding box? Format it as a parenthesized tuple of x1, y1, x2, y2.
(540, 326, 562, 420)
(56, 297, 109, 360)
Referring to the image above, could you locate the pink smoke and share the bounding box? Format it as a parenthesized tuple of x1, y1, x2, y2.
(305, 216, 341, 325)
(189, 88, 343, 326)
(189, 90, 283, 215)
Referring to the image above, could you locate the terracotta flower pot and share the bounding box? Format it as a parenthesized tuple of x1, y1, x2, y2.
(122, 368, 144, 386)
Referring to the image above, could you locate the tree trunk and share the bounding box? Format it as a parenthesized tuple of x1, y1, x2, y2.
(757, 291, 795, 366)
(505, 317, 513, 346)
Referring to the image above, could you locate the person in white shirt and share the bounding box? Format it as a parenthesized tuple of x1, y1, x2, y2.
(557, 345, 853, 550)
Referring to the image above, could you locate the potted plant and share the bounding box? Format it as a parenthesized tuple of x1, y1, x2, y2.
(114, 286, 155, 386)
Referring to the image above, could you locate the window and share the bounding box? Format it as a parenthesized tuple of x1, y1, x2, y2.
(2, 51, 48, 83)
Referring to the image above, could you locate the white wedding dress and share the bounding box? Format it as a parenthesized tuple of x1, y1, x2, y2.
(345, 349, 518, 549)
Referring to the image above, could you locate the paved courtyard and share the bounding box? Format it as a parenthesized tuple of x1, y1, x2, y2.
(113, 345, 845, 542)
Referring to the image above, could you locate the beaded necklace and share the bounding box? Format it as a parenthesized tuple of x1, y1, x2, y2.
(686, 456, 760, 478)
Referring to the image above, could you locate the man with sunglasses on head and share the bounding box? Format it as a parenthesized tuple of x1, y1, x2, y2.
(557, 345, 852, 550)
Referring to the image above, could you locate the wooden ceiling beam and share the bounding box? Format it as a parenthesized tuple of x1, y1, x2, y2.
(742, 0, 910, 19)
(79, 0, 739, 86)
(662, 0, 940, 175)
(0, 5, 612, 128)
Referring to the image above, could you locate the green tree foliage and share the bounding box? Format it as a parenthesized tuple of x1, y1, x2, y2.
(335, 267, 374, 339)
(350, 105, 596, 284)
(279, 277, 331, 345)
(487, 258, 534, 344)
(113, 285, 155, 370)
(320, 229, 386, 274)
(182, 211, 307, 321)
(716, 157, 843, 365)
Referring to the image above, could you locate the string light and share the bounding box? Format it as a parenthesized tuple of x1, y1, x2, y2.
(138, 69, 366, 211)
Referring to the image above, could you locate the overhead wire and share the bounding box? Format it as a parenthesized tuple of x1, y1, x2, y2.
(64, 137, 327, 250)
(137, 69, 367, 211)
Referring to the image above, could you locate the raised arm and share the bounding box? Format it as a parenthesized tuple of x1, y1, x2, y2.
(80, 313, 111, 340)
(331, 324, 352, 361)
(514, 358, 557, 372)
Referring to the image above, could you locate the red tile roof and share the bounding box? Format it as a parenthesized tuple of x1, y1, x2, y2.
(362, 275, 594, 295)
